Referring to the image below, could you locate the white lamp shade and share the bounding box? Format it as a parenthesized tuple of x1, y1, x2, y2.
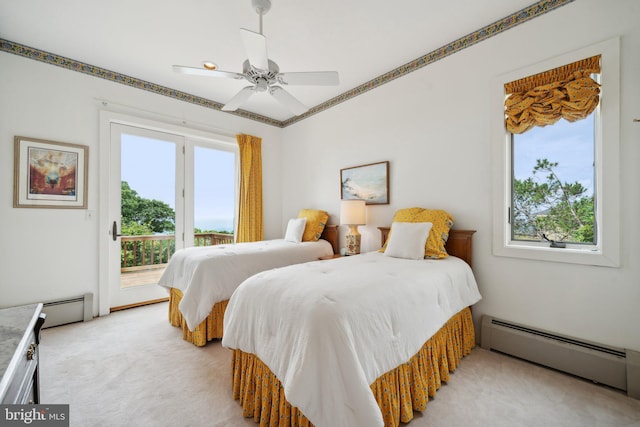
(340, 199, 366, 225)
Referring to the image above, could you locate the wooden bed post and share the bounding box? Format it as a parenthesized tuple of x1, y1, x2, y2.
(321, 224, 339, 255)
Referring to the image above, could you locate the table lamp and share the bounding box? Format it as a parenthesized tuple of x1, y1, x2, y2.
(340, 199, 366, 255)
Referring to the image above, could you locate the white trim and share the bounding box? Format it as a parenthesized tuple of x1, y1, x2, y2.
(491, 38, 620, 267)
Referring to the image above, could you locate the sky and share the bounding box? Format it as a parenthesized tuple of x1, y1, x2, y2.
(121, 134, 236, 231)
(513, 114, 595, 197)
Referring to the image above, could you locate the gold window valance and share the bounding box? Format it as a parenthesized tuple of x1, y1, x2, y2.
(504, 55, 601, 134)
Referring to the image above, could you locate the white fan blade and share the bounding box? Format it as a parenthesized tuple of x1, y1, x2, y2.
(277, 71, 339, 86)
(172, 65, 244, 80)
(240, 28, 269, 71)
(269, 86, 308, 115)
(221, 86, 256, 111)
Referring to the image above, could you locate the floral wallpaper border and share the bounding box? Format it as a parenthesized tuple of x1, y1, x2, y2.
(0, 0, 573, 128)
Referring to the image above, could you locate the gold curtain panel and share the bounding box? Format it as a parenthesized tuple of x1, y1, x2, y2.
(236, 134, 264, 243)
(504, 55, 601, 134)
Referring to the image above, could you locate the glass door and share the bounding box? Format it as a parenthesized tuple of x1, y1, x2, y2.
(100, 113, 238, 314)
(108, 123, 184, 309)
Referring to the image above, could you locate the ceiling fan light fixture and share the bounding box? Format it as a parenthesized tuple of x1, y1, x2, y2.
(255, 78, 269, 92)
(202, 61, 218, 70)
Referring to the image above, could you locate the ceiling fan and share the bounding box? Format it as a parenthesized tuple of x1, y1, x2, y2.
(173, 0, 339, 116)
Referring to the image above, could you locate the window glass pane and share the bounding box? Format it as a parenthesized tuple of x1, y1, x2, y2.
(120, 134, 176, 288)
(121, 134, 176, 236)
(194, 146, 235, 244)
(511, 115, 595, 244)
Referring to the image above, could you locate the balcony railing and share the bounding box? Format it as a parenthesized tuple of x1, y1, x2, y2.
(121, 232, 234, 272)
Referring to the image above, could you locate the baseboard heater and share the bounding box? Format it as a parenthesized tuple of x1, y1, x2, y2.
(481, 315, 639, 399)
(42, 293, 93, 328)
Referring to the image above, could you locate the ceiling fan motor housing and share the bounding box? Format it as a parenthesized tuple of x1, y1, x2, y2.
(243, 59, 279, 89)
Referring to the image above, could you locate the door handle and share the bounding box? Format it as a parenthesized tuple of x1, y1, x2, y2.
(112, 221, 122, 242)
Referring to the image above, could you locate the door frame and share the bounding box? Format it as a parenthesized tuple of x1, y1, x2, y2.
(98, 110, 237, 316)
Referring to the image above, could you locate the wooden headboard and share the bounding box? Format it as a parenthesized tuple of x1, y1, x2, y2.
(320, 225, 339, 255)
(377, 227, 476, 268)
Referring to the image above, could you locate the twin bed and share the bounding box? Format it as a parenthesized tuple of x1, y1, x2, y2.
(222, 223, 482, 427)
(160, 206, 482, 426)
(159, 220, 339, 346)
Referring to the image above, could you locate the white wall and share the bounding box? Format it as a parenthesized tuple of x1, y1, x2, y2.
(1, 0, 638, 352)
(281, 0, 640, 351)
(0, 52, 283, 314)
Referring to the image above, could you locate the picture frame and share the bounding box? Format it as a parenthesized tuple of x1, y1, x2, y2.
(13, 136, 88, 209)
(340, 161, 389, 205)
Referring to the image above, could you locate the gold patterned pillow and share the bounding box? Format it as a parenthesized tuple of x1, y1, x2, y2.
(297, 209, 329, 242)
(380, 207, 454, 259)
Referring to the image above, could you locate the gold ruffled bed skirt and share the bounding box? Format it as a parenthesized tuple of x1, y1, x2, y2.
(231, 306, 475, 427)
(168, 288, 228, 347)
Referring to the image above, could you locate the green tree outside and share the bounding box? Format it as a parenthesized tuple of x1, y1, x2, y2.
(512, 159, 595, 244)
(120, 181, 175, 267)
(121, 181, 175, 235)
(120, 181, 233, 267)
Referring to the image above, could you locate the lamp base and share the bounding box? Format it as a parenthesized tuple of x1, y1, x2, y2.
(345, 225, 361, 255)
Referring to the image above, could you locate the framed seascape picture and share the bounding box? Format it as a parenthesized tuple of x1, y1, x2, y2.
(340, 161, 389, 205)
(13, 136, 88, 209)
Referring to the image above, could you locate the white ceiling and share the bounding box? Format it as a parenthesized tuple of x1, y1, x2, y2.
(1, 0, 538, 123)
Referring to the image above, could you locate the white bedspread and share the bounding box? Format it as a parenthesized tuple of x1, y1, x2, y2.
(157, 239, 333, 330)
(222, 251, 482, 427)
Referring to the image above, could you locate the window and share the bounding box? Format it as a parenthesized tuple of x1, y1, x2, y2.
(491, 38, 620, 267)
(511, 110, 596, 245)
(193, 145, 236, 235)
(116, 125, 237, 249)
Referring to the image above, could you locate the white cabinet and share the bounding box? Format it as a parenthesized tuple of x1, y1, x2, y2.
(0, 303, 46, 404)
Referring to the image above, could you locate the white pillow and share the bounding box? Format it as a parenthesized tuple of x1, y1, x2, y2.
(383, 221, 433, 260)
(284, 218, 307, 243)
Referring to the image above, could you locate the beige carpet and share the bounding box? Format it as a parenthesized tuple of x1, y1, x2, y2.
(39, 302, 640, 427)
